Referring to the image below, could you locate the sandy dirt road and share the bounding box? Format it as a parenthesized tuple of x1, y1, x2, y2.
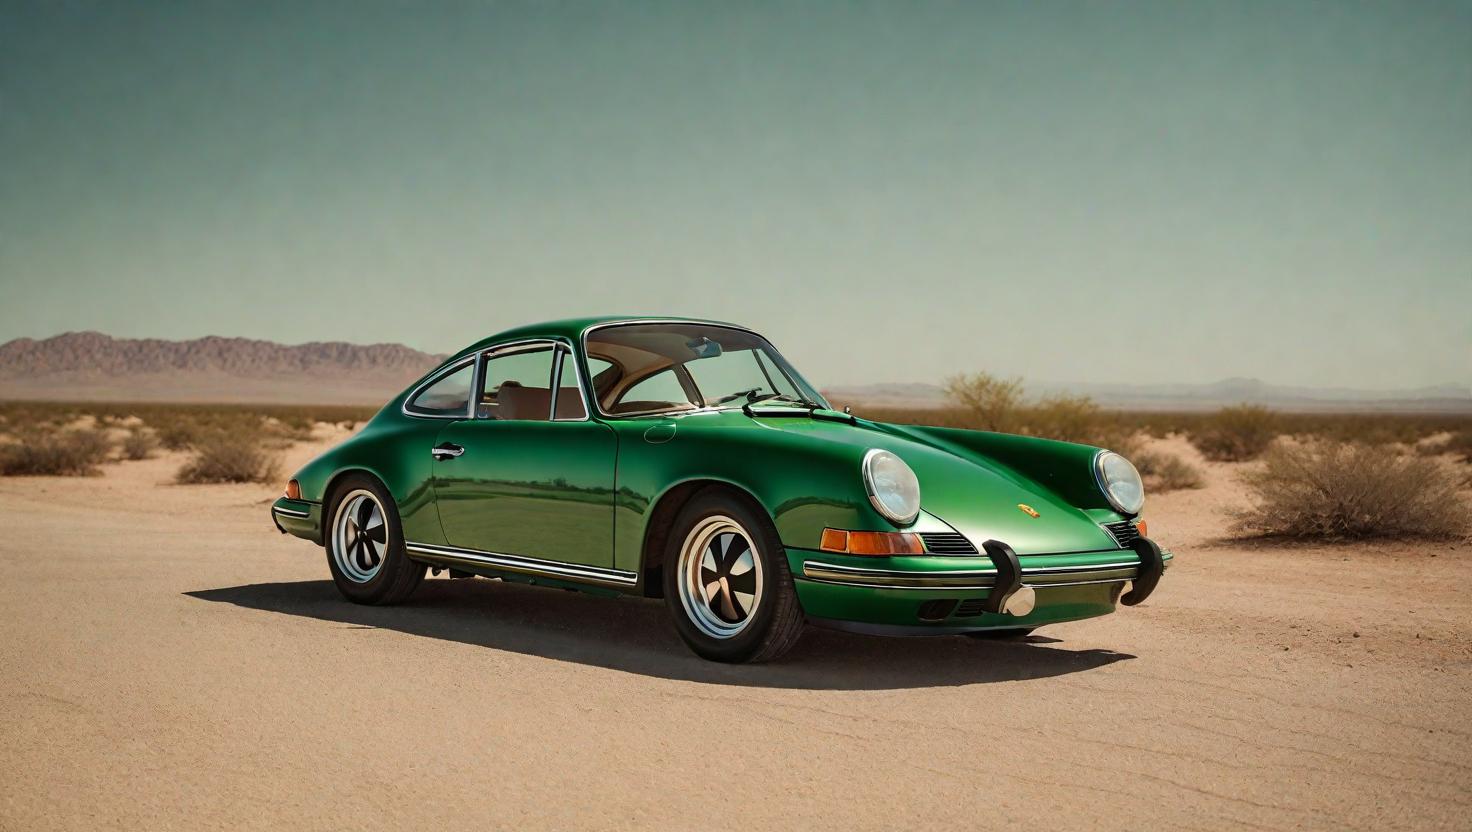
(2, 434, 1469, 830)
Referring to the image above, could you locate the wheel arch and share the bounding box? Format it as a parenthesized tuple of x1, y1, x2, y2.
(638, 478, 768, 598)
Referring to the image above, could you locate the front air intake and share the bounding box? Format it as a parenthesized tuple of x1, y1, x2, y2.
(1102, 520, 1141, 547)
(919, 532, 978, 555)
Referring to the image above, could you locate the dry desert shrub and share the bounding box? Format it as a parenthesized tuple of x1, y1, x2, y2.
(1443, 431, 1472, 464)
(1025, 393, 1103, 443)
(942, 371, 1026, 433)
(1133, 450, 1206, 492)
(1233, 441, 1469, 541)
(1190, 405, 1279, 462)
(176, 434, 281, 485)
(121, 428, 160, 460)
(0, 428, 113, 476)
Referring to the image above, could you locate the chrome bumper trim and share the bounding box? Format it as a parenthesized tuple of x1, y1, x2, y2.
(271, 505, 310, 519)
(406, 541, 639, 587)
(800, 559, 1143, 590)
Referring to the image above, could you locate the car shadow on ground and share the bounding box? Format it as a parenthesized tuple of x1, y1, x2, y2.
(187, 577, 1134, 690)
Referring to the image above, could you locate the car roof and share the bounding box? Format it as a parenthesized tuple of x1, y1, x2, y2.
(457, 316, 750, 357)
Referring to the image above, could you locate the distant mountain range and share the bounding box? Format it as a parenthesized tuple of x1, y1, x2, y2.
(0, 332, 444, 404)
(1, 332, 1466, 411)
(823, 378, 1472, 413)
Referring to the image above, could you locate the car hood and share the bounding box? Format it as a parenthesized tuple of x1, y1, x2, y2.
(673, 410, 1120, 555)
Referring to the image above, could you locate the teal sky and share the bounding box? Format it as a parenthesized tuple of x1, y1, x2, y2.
(2, 1, 1469, 389)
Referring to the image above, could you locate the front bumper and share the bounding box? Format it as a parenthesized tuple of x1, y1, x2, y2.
(271, 497, 322, 543)
(789, 540, 1172, 633)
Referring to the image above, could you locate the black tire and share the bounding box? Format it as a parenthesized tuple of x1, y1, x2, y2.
(964, 628, 1035, 640)
(324, 473, 425, 605)
(662, 488, 805, 663)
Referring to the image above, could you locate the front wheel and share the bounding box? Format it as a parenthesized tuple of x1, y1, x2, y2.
(663, 489, 805, 663)
(325, 474, 425, 605)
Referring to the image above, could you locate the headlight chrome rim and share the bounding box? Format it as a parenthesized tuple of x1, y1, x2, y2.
(1094, 449, 1145, 516)
(862, 448, 921, 527)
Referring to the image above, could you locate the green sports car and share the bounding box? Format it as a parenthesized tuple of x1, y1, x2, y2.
(271, 317, 1169, 663)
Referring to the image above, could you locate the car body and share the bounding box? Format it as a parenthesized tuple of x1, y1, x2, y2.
(272, 316, 1170, 662)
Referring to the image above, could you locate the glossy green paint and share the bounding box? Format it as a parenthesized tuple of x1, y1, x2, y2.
(433, 419, 618, 568)
(277, 316, 1154, 631)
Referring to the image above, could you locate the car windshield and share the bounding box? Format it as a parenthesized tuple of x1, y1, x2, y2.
(584, 323, 828, 417)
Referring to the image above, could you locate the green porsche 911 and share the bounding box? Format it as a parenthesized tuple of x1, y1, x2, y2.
(271, 317, 1169, 663)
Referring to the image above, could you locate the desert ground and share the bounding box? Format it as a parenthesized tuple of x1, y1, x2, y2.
(1, 429, 1468, 831)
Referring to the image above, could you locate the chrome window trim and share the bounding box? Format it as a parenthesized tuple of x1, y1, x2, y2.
(472, 337, 592, 424)
(579, 319, 830, 420)
(405, 541, 637, 586)
(401, 355, 479, 420)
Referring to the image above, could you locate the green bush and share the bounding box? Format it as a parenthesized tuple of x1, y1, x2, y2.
(1190, 405, 1279, 462)
(1233, 441, 1468, 541)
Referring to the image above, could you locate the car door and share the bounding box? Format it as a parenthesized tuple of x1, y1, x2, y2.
(430, 341, 620, 576)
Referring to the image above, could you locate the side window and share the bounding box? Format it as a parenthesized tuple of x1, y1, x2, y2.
(614, 369, 695, 414)
(553, 349, 588, 421)
(406, 362, 473, 417)
(479, 348, 556, 421)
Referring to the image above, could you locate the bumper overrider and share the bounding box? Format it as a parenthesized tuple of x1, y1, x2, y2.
(792, 537, 1171, 635)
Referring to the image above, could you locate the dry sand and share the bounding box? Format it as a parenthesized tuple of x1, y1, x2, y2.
(1, 432, 1468, 830)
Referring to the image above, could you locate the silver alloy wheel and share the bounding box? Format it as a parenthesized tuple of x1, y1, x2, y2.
(677, 515, 764, 639)
(332, 489, 388, 583)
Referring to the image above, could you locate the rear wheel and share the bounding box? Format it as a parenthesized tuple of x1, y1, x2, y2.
(325, 474, 425, 605)
(663, 489, 804, 663)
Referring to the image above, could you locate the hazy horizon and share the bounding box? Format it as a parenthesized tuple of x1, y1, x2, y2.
(3, 1, 1469, 390)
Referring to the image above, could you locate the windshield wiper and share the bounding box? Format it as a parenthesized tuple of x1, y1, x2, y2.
(747, 392, 821, 408)
(709, 387, 764, 406)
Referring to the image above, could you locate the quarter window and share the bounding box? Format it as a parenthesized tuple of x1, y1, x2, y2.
(405, 362, 473, 417)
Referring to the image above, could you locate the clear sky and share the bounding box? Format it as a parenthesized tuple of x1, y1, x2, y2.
(2, 1, 1469, 389)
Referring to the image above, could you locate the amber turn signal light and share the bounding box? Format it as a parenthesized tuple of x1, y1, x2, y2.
(820, 529, 924, 556)
(284, 479, 302, 500)
(1135, 519, 1148, 538)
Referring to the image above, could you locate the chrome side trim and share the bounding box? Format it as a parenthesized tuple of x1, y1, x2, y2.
(271, 505, 310, 518)
(405, 541, 638, 586)
(800, 559, 1142, 590)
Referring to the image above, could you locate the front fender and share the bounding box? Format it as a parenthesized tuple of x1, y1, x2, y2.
(609, 420, 886, 573)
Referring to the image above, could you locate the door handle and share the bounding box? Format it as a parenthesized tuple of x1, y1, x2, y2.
(431, 443, 465, 461)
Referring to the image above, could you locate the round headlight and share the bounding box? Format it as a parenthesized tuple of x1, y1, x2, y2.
(1095, 450, 1145, 515)
(862, 449, 921, 526)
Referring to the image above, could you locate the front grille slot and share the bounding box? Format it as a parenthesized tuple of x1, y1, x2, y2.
(917, 599, 959, 621)
(1102, 520, 1140, 548)
(954, 598, 988, 617)
(919, 532, 978, 555)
